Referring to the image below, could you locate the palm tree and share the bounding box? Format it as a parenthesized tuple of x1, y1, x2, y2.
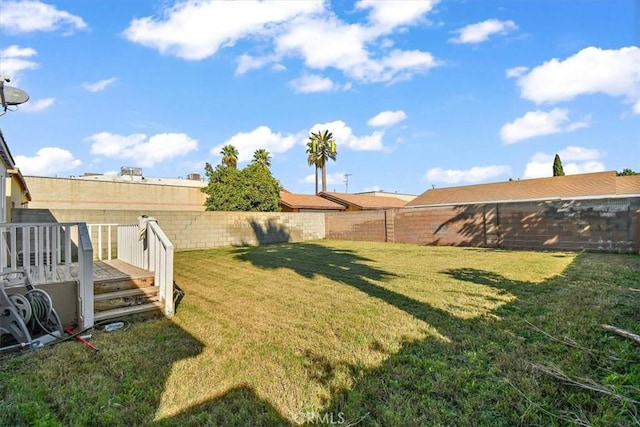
(306, 139, 321, 194)
(252, 148, 271, 170)
(307, 130, 337, 193)
(220, 144, 239, 169)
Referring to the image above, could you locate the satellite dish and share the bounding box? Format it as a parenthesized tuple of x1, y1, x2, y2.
(1, 85, 29, 105)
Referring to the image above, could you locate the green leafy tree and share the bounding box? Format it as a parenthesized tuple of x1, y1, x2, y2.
(617, 168, 639, 176)
(252, 149, 272, 170)
(242, 163, 281, 211)
(202, 160, 282, 212)
(202, 162, 245, 211)
(307, 130, 337, 193)
(220, 144, 239, 169)
(553, 154, 565, 176)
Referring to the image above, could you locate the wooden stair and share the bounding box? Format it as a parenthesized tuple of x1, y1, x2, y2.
(93, 260, 163, 323)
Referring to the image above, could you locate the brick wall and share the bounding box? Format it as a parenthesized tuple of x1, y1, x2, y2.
(12, 209, 326, 252)
(325, 210, 387, 241)
(325, 198, 640, 253)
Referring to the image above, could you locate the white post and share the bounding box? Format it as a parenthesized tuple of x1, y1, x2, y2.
(77, 223, 94, 328)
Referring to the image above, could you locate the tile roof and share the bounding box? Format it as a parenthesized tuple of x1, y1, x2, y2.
(279, 190, 345, 210)
(407, 171, 639, 207)
(616, 175, 640, 195)
(319, 192, 408, 209)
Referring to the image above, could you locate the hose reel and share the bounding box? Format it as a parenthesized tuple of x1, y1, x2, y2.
(0, 270, 64, 352)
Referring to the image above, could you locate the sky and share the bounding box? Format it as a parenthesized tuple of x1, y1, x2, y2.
(0, 0, 638, 195)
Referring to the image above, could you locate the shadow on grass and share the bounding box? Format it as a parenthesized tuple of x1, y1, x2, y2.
(228, 244, 639, 425)
(230, 242, 523, 340)
(0, 318, 208, 426)
(152, 385, 291, 426)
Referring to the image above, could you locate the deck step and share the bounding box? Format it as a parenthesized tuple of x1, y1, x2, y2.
(94, 287, 159, 302)
(94, 287, 160, 312)
(94, 276, 155, 294)
(94, 301, 164, 323)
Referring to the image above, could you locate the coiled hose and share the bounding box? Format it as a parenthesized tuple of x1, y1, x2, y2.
(26, 289, 55, 335)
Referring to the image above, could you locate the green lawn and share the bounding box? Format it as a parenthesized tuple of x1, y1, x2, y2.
(1, 241, 639, 426)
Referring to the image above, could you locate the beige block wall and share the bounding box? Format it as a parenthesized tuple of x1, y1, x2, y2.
(13, 209, 326, 251)
(25, 176, 207, 211)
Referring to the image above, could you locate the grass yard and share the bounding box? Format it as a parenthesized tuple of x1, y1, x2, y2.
(1, 240, 639, 426)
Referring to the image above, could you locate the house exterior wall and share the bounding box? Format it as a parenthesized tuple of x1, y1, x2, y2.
(13, 209, 326, 251)
(24, 176, 207, 211)
(6, 177, 29, 221)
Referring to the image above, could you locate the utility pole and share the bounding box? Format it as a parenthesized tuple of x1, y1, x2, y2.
(344, 173, 352, 193)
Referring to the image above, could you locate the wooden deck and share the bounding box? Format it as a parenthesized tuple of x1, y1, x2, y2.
(93, 259, 151, 282)
(30, 259, 152, 284)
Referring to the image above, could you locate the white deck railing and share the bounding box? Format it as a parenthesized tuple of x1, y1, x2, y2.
(88, 223, 118, 261)
(117, 222, 174, 317)
(0, 222, 94, 328)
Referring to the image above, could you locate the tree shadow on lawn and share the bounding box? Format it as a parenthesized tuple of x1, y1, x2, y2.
(229, 245, 638, 425)
(152, 385, 292, 426)
(231, 242, 533, 342)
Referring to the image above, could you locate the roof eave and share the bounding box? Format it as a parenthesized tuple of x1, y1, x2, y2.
(406, 193, 640, 209)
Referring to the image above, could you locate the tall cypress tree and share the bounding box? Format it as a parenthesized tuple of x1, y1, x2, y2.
(553, 154, 565, 176)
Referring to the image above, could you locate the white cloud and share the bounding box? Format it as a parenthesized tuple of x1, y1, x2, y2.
(523, 147, 605, 178)
(236, 54, 278, 76)
(289, 74, 337, 93)
(123, 0, 440, 86)
(425, 165, 512, 184)
(0, 45, 39, 82)
(15, 147, 81, 176)
(633, 100, 640, 115)
(310, 120, 384, 151)
(123, 1, 323, 60)
(82, 78, 116, 92)
(274, 15, 440, 83)
(500, 108, 590, 144)
(88, 132, 198, 168)
(513, 46, 640, 110)
(18, 97, 54, 112)
(556, 146, 601, 161)
(302, 172, 345, 186)
(211, 119, 384, 166)
(367, 110, 407, 127)
(211, 126, 299, 163)
(0, 0, 87, 34)
(355, 0, 438, 31)
(505, 66, 527, 78)
(449, 19, 517, 44)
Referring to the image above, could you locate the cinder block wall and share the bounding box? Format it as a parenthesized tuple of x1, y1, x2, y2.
(24, 176, 207, 211)
(325, 210, 386, 241)
(12, 209, 326, 251)
(325, 198, 640, 253)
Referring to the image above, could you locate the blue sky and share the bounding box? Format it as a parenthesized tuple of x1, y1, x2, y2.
(0, 0, 638, 195)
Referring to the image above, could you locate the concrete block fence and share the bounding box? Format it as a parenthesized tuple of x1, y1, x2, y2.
(12, 196, 640, 253)
(12, 209, 325, 252)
